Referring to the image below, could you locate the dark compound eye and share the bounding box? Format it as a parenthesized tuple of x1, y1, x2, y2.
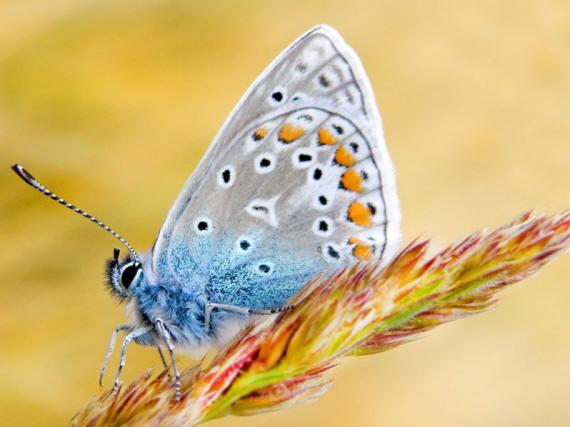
(121, 263, 141, 289)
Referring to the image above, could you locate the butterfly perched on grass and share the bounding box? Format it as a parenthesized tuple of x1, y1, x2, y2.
(12, 25, 401, 400)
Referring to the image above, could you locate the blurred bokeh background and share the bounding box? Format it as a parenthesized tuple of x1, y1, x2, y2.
(0, 1, 569, 426)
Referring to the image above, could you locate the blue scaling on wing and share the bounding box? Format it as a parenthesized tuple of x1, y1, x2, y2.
(149, 25, 402, 323)
(208, 235, 324, 311)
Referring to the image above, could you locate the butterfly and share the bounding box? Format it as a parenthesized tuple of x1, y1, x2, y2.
(12, 25, 401, 400)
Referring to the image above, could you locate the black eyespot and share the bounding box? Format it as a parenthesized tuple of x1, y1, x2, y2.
(271, 91, 283, 102)
(296, 63, 307, 73)
(297, 114, 313, 122)
(197, 221, 209, 231)
(313, 168, 323, 180)
(318, 195, 328, 205)
(327, 245, 340, 259)
(259, 158, 271, 168)
(361, 170, 369, 181)
(240, 240, 251, 250)
(319, 74, 331, 88)
(121, 263, 140, 289)
(349, 142, 359, 153)
(367, 203, 377, 215)
(319, 220, 329, 232)
(258, 264, 271, 273)
(222, 169, 231, 183)
(252, 205, 269, 213)
(332, 124, 344, 135)
(298, 153, 312, 162)
(344, 89, 355, 104)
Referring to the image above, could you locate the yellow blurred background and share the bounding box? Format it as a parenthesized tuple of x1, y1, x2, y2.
(1, 1, 569, 426)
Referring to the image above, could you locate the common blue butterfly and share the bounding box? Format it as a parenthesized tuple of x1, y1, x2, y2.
(12, 25, 401, 400)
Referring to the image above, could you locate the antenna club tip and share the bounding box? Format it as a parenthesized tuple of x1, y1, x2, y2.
(11, 163, 37, 186)
(12, 163, 140, 260)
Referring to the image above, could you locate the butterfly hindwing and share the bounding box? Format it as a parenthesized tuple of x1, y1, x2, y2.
(151, 25, 401, 311)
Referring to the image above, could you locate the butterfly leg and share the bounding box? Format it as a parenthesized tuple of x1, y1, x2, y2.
(155, 318, 181, 401)
(157, 345, 170, 374)
(112, 326, 152, 394)
(204, 302, 295, 330)
(99, 323, 130, 387)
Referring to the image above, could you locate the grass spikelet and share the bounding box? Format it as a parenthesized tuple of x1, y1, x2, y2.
(71, 211, 570, 426)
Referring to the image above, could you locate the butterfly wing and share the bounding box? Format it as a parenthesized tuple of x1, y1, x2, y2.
(151, 25, 401, 311)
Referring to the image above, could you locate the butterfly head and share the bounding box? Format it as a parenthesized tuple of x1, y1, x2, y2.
(105, 248, 144, 300)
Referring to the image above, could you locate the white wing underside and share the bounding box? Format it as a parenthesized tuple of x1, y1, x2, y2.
(151, 25, 401, 281)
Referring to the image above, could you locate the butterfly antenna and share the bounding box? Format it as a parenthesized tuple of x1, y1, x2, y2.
(11, 164, 139, 262)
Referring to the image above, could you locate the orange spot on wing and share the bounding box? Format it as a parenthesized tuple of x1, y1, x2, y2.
(278, 123, 305, 143)
(318, 128, 337, 145)
(334, 146, 356, 167)
(353, 244, 373, 260)
(340, 169, 363, 192)
(253, 127, 268, 141)
(348, 237, 364, 245)
(347, 201, 372, 227)
(348, 237, 374, 260)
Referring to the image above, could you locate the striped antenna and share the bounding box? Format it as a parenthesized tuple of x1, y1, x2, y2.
(11, 164, 139, 262)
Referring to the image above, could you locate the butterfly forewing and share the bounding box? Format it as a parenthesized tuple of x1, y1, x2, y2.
(151, 26, 401, 311)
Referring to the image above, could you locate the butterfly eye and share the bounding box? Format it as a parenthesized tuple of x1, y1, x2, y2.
(120, 262, 141, 289)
